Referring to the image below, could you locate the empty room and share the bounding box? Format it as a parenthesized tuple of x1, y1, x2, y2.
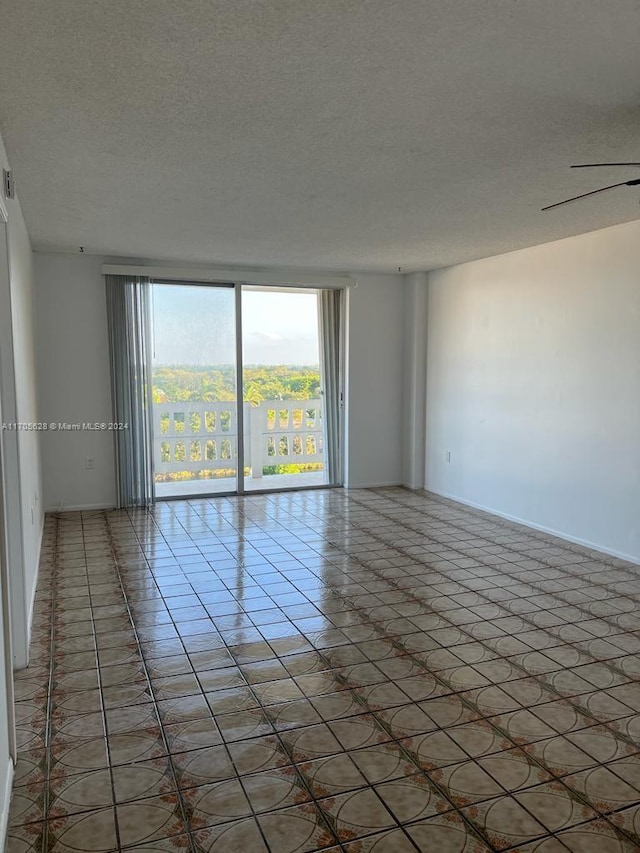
(0, 2, 639, 852)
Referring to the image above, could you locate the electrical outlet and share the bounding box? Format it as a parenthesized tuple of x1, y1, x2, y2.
(445, 450, 451, 463)
(85, 457, 95, 470)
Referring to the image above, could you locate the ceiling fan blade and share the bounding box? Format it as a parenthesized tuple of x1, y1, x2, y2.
(541, 180, 632, 211)
(571, 163, 640, 168)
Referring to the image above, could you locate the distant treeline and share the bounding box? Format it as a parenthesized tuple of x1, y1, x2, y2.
(152, 364, 321, 404)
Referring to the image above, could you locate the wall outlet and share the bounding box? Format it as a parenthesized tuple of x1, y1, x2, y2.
(445, 450, 451, 463)
(84, 457, 95, 470)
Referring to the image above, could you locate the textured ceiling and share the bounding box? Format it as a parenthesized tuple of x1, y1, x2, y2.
(1, 0, 640, 272)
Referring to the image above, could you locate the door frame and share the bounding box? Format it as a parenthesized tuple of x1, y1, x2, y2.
(150, 279, 346, 501)
(234, 282, 245, 493)
(0, 197, 17, 764)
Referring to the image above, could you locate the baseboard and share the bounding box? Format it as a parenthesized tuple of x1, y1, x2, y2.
(0, 758, 14, 852)
(44, 502, 115, 513)
(427, 487, 640, 566)
(344, 481, 403, 490)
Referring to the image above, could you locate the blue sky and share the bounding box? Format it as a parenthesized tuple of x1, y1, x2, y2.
(152, 285, 320, 366)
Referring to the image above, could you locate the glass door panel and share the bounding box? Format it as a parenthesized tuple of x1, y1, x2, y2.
(151, 283, 238, 498)
(241, 287, 327, 491)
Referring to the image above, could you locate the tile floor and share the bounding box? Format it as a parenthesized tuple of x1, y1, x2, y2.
(8, 487, 640, 852)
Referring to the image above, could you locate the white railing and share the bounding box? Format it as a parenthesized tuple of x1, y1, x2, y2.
(152, 399, 323, 480)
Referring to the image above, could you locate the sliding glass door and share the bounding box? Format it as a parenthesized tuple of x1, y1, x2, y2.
(242, 287, 325, 491)
(151, 283, 239, 498)
(150, 281, 342, 499)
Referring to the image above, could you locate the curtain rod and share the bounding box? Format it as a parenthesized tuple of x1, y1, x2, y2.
(101, 264, 356, 289)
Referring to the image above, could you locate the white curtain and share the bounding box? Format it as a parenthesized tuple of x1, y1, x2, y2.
(105, 275, 154, 507)
(318, 288, 344, 485)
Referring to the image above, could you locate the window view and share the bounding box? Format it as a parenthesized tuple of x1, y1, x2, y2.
(242, 287, 324, 491)
(151, 283, 238, 497)
(150, 283, 328, 497)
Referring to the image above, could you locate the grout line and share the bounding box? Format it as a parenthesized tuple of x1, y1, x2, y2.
(105, 507, 202, 853)
(11, 490, 640, 852)
(41, 514, 59, 853)
(82, 512, 122, 851)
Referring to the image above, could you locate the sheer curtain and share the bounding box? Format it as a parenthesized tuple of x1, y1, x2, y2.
(318, 288, 344, 485)
(105, 275, 154, 507)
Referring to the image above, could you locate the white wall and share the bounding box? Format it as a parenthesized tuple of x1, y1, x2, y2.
(34, 255, 405, 507)
(34, 253, 116, 510)
(8, 211, 43, 634)
(0, 219, 15, 852)
(0, 599, 12, 853)
(0, 131, 41, 842)
(425, 219, 640, 562)
(0, 443, 15, 849)
(0, 132, 43, 673)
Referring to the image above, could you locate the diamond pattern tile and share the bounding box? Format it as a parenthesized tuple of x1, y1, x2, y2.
(7, 487, 640, 851)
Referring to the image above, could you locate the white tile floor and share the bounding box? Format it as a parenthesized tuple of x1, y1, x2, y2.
(8, 487, 640, 852)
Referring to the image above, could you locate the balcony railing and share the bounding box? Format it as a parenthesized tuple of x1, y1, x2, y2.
(152, 399, 323, 481)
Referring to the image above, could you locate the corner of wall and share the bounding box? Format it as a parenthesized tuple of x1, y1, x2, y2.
(0, 758, 14, 852)
(21, 512, 45, 670)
